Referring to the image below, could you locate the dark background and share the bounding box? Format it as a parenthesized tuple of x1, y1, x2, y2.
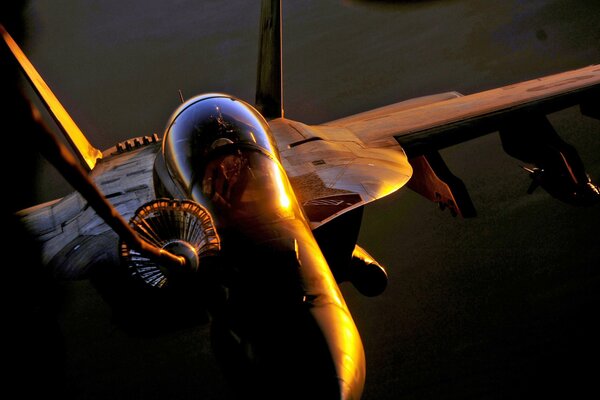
(6, 0, 600, 398)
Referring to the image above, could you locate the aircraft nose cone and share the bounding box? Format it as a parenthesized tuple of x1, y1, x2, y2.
(310, 299, 366, 400)
(211, 298, 365, 399)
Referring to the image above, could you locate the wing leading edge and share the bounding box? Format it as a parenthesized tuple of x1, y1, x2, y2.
(325, 64, 600, 155)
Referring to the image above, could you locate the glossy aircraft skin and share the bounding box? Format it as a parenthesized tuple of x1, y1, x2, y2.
(155, 93, 366, 397)
(4, 1, 600, 399)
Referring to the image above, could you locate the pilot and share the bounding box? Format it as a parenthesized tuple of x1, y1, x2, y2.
(202, 139, 252, 218)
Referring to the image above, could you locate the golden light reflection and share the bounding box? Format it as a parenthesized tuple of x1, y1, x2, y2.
(310, 303, 366, 399)
(1, 24, 102, 170)
(273, 162, 291, 210)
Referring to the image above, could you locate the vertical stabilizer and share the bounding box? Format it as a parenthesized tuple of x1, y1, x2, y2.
(255, 0, 283, 119)
(1, 24, 102, 171)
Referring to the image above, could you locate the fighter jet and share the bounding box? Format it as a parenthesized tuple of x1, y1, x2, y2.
(3, 1, 600, 399)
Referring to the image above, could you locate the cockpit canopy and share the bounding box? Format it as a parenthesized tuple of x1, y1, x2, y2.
(163, 94, 278, 190)
(160, 94, 296, 228)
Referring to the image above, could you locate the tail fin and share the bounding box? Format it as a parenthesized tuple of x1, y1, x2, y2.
(255, 0, 283, 120)
(1, 24, 102, 171)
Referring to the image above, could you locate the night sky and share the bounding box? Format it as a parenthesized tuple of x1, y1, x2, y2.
(6, 1, 600, 398)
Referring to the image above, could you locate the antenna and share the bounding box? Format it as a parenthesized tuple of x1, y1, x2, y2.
(178, 89, 185, 104)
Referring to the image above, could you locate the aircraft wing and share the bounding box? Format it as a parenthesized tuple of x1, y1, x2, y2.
(274, 65, 600, 226)
(324, 64, 600, 156)
(269, 118, 413, 230)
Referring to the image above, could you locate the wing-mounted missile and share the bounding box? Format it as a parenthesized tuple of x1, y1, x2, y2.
(500, 115, 600, 206)
(520, 165, 600, 205)
(121, 199, 221, 289)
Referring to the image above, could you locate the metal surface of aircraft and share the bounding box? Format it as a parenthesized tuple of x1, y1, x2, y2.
(4, 1, 600, 399)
